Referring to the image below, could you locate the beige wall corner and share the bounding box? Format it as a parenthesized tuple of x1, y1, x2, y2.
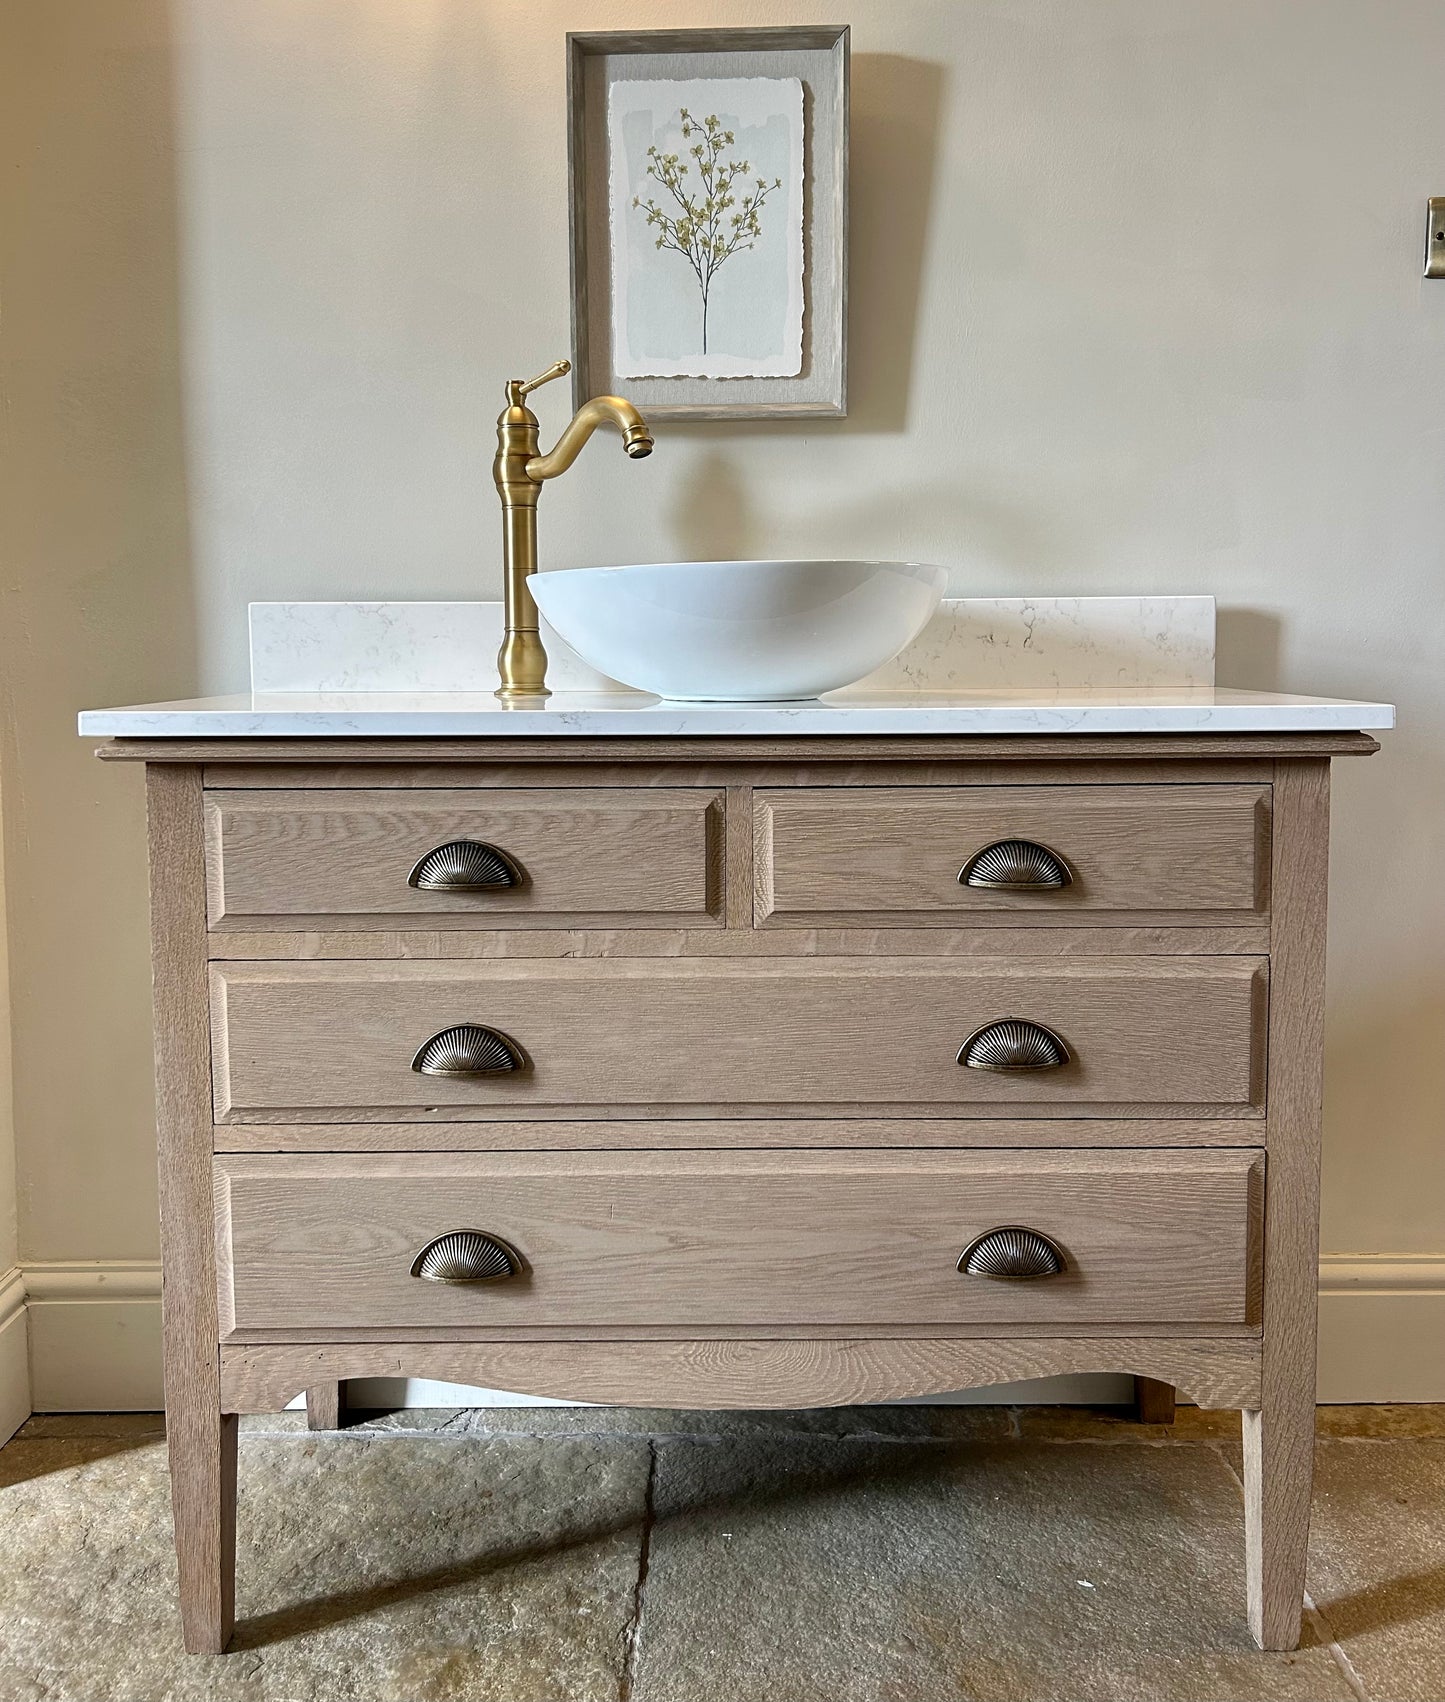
(0, 1269, 27, 1442)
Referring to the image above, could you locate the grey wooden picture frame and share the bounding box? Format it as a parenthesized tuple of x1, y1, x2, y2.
(567, 26, 849, 421)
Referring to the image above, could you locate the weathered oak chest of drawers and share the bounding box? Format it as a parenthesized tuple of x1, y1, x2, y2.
(102, 728, 1376, 1655)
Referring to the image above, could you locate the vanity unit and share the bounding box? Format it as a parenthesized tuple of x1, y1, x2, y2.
(80, 683, 1391, 1656)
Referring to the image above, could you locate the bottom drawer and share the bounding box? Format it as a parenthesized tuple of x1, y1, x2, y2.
(216, 1149, 1262, 1335)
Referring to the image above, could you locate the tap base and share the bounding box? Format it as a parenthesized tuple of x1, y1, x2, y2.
(493, 685, 553, 704)
(496, 627, 550, 701)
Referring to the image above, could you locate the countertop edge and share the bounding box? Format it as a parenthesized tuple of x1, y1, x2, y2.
(78, 705, 1397, 739)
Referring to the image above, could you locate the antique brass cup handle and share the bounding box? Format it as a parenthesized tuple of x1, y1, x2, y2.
(958, 1226, 1067, 1280)
(411, 1024, 525, 1077)
(408, 840, 523, 892)
(958, 1019, 1070, 1072)
(959, 839, 1073, 891)
(410, 1230, 523, 1284)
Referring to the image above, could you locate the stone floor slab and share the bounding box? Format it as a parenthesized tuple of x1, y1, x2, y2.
(6, 1409, 1445, 1701)
(354, 1404, 1015, 1442)
(1012, 1405, 1242, 1443)
(0, 1430, 649, 1702)
(632, 1435, 1355, 1702)
(1309, 1438, 1445, 1702)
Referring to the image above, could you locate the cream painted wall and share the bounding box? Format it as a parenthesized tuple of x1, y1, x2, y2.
(0, 763, 29, 1438)
(0, 773, 17, 1284)
(0, 771, 17, 1274)
(2, 1, 1443, 1392)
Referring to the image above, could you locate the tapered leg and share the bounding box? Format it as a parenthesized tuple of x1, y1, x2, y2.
(148, 766, 237, 1653)
(1243, 1398, 1315, 1649)
(1133, 1377, 1176, 1424)
(306, 1381, 345, 1431)
(168, 1406, 238, 1653)
(1243, 758, 1332, 1652)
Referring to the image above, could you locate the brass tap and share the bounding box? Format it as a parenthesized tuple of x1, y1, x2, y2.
(492, 359, 653, 700)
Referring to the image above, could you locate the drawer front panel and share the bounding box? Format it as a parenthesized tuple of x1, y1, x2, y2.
(756, 785, 1269, 923)
(215, 1149, 1263, 1334)
(205, 788, 722, 928)
(211, 957, 1266, 1119)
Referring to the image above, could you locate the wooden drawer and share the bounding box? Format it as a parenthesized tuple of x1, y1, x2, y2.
(214, 1149, 1263, 1334)
(204, 788, 722, 929)
(755, 784, 1269, 925)
(210, 956, 1266, 1120)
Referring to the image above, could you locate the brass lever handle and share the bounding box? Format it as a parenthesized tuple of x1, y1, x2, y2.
(958, 1019, 1070, 1072)
(408, 841, 523, 892)
(508, 359, 571, 405)
(960, 839, 1073, 890)
(410, 1230, 523, 1284)
(411, 1025, 526, 1077)
(958, 1226, 1066, 1280)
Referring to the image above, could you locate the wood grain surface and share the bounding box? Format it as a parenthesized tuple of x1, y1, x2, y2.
(214, 1148, 1262, 1335)
(147, 765, 236, 1654)
(756, 784, 1268, 923)
(209, 955, 1268, 1121)
(206, 923, 1271, 961)
(220, 1336, 1262, 1414)
(1245, 758, 1332, 1650)
(200, 757, 1278, 791)
(92, 731, 1381, 765)
(205, 787, 722, 929)
(211, 1115, 1268, 1154)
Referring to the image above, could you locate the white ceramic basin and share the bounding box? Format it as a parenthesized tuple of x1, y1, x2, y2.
(529, 560, 948, 701)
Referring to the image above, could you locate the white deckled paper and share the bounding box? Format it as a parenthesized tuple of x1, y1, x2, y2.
(608, 77, 805, 380)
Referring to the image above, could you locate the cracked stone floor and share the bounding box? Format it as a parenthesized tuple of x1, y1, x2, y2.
(2, 1403, 1443, 1701)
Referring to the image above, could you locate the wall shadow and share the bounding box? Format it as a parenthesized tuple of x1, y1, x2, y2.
(666, 451, 763, 561)
(663, 465, 1069, 586)
(1215, 608, 1284, 690)
(843, 53, 946, 434)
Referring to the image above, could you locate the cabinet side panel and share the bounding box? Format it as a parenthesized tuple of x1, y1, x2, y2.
(147, 762, 236, 1650)
(1246, 756, 1331, 1649)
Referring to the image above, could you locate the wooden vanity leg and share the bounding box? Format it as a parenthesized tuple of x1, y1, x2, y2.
(1133, 1377, 1176, 1424)
(148, 764, 237, 1653)
(306, 1381, 345, 1430)
(168, 1407, 238, 1653)
(1243, 1396, 1314, 1649)
(1244, 758, 1330, 1651)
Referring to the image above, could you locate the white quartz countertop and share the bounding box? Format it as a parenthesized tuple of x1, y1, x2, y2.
(78, 686, 1395, 739)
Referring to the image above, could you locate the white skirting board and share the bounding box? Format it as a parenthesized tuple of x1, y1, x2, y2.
(14, 1256, 1445, 1412)
(0, 1267, 29, 1444)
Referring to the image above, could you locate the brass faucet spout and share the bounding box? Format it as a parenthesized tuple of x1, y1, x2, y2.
(492, 363, 653, 701)
(526, 396, 654, 483)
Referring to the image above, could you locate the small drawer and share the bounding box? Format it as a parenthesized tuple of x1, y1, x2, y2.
(204, 788, 722, 929)
(755, 785, 1269, 925)
(210, 955, 1266, 1120)
(214, 1148, 1263, 1335)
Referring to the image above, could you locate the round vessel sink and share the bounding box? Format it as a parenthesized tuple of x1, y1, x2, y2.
(529, 559, 948, 702)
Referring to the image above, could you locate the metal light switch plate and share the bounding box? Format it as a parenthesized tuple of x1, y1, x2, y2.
(1426, 199, 1445, 278)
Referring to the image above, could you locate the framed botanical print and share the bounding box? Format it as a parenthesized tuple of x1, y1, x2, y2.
(567, 26, 849, 420)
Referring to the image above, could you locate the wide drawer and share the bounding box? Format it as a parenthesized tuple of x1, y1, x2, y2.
(755, 785, 1269, 924)
(214, 1149, 1263, 1334)
(204, 788, 722, 929)
(210, 956, 1266, 1120)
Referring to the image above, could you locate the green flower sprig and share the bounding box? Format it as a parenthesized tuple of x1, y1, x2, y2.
(632, 109, 782, 354)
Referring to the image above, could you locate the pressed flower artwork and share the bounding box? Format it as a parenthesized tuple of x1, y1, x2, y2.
(608, 77, 804, 379)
